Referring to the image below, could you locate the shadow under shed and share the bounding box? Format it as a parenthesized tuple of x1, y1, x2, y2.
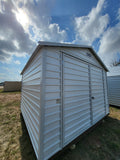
(19, 113, 37, 160)
(19, 110, 120, 160)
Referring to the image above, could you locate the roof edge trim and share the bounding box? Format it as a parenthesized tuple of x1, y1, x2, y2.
(21, 41, 108, 75)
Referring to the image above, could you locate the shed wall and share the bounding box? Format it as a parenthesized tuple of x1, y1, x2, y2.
(43, 46, 108, 160)
(4, 81, 21, 91)
(21, 46, 109, 160)
(90, 66, 106, 124)
(43, 48, 62, 160)
(61, 47, 102, 68)
(103, 71, 109, 113)
(21, 49, 42, 158)
(108, 76, 120, 107)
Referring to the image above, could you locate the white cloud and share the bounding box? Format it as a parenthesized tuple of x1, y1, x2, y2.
(0, 0, 66, 63)
(74, 0, 109, 44)
(107, 66, 120, 76)
(12, 0, 66, 42)
(0, 67, 21, 82)
(14, 60, 21, 65)
(0, 0, 36, 63)
(98, 23, 120, 66)
(0, 72, 21, 82)
(98, 8, 120, 76)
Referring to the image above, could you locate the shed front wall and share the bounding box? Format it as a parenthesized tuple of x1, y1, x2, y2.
(61, 47, 102, 69)
(108, 76, 120, 107)
(43, 48, 62, 160)
(43, 47, 108, 160)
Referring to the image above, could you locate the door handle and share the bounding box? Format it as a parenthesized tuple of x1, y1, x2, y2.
(91, 96, 95, 100)
(56, 99, 61, 104)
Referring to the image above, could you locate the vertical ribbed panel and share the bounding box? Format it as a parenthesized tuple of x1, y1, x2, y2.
(43, 48, 61, 160)
(21, 51, 42, 159)
(108, 76, 120, 107)
(63, 55, 91, 146)
(103, 71, 109, 113)
(91, 66, 105, 124)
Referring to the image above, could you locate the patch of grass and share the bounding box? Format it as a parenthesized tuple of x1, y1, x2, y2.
(0, 91, 36, 160)
(0, 89, 3, 93)
(0, 101, 20, 111)
(0, 90, 21, 94)
(0, 91, 120, 160)
(0, 87, 21, 94)
(0, 92, 22, 160)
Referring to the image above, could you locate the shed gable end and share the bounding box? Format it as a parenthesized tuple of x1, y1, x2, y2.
(60, 47, 102, 69)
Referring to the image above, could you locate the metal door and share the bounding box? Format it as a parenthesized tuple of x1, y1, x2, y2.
(62, 54, 91, 146)
(90, 66, 106, 124)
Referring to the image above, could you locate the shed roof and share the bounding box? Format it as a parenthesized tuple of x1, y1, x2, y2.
(21, 41, 108, 74)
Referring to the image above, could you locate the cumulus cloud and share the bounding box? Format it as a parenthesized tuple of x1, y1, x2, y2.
(0, 0, 66, 63)
(98, 8, 120, 76)
(14, 60, 21, 65)
(0, 50, 12, 62)
(12, 0, 66, 42)
(74, 0, 109, 44)
(0, 67, 21, 81)
(98, 23, 120, 65)
(107, 66, 120, 76)
(0, 0, 36, 63)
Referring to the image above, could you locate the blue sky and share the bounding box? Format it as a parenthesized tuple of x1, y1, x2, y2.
(0, 0, 120, 82)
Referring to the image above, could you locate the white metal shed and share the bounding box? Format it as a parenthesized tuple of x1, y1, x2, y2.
(21, 41, 109, 160)
(107, 75, 120, 107)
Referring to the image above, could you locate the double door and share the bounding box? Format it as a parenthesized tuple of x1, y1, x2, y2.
(62, 54, 106, 146)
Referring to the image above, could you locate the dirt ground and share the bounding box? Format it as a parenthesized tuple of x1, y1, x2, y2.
(0, 90, 120, 160)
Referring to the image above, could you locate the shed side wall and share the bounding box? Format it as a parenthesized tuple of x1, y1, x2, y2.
(108, 76, 120, 107)
(21, 49, 42, 159)
(103, 71, 109, 113)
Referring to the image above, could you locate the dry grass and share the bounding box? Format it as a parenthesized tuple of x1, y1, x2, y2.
(0, 90, 120, 160)
(0, 86, 3, 89)
(0, 90, 36, 160)
(0, 91, 21, 160)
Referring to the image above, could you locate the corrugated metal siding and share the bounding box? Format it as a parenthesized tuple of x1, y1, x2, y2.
(62, 47, 102, 68)
(21, 51, 42, 159)
(63, 55, 91, 146)
(43, 48, 61, 160)
(108, 76, 120, 107)
(103, 71, 109, 113)
(43, 47, 108, 159)
(21, 45, 109, 160)
(91, 66, 106, 124)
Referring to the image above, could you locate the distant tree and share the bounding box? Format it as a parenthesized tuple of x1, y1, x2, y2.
(112, 59, 120, 67)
